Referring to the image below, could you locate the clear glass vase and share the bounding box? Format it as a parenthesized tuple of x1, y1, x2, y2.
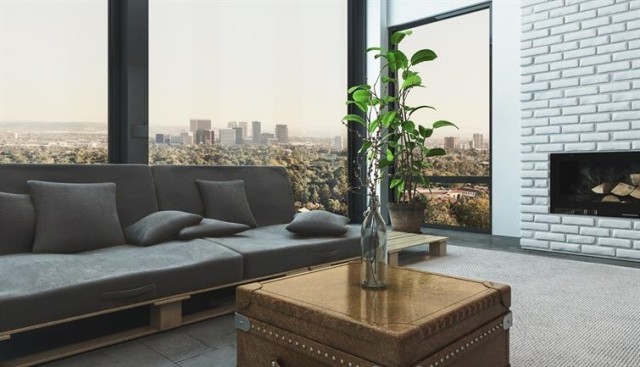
(360, 201, 388, 289)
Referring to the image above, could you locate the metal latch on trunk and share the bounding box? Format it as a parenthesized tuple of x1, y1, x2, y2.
(502, 312, 513, 330)
(235, 312, 251, 332)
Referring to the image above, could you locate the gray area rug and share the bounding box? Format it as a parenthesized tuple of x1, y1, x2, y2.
(409, 246, 640, 367)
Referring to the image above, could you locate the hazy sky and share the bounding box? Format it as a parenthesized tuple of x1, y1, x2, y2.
(0, 1, 488, 140)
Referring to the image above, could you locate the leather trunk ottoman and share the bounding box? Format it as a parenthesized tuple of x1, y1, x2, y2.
(235, 262, 512, 367)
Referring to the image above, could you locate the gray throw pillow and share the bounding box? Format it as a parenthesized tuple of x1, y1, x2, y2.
(125, 211, 203, 246)
(178, 218, 250, 240)
(196, 179, 258, 228)
(28, 181, 126, 253)
(0, 192, 36, 254)
(286, 210, 350, 236)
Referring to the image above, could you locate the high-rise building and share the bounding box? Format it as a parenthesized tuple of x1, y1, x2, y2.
(195, 129, 213, 145)
(275, 124, 289, 143)
(473, 133, 484, 150)
(238, 121, 248, 139)
(259, 133, 275, 145)
(180, 132, 193, 145)
(233, 127, 244, 145)
(252, 121, 261, 145)
(155, 134, 165, 144)
(190, 119, 212, 133)
(219, 129, 236, 145)
(334, 136, 344, 151)
(169, 135, 182, 144)
(444, 137, 458, 151)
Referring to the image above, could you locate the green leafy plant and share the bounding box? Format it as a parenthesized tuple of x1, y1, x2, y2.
(343, 30, 457, 204)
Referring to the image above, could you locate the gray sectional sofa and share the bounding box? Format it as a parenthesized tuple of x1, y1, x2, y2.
(0, 164, 360, 364)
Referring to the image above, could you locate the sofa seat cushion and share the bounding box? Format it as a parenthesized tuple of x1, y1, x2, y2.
(0, 240, 243, 333)
(211, 224, 361, 279)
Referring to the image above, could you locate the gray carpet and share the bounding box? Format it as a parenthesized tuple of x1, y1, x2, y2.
(410, 246, 640, 367)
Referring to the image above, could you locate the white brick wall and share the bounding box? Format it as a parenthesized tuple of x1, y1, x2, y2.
(521, 0, 640, 262)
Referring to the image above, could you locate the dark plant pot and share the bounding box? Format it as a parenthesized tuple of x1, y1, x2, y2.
(388, 202, 426, 233)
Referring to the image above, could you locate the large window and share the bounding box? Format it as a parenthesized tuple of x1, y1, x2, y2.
(395, 7, 491, 231)
(0, 0, 108, 164)
(149, 0, 349, 214)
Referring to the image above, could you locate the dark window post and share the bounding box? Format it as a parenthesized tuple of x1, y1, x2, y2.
(108, 0, 149, 164)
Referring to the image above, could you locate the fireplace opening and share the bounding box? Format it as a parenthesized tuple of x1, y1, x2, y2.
(550, 152, 640, 218)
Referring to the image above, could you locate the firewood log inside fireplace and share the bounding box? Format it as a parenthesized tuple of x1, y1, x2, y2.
(611, 183, 636, 196)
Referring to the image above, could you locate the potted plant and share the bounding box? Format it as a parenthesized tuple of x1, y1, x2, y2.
(344, 30, 457, 237)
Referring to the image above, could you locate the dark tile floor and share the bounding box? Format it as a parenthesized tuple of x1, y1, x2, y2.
(32, 229, 638, 366)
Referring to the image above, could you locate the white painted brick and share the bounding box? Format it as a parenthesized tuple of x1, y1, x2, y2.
(611, 29, 640, 43)
(522, 118, 549, 127)
(522, 214, 535, 223)
(563, 105, 597, 115)
(597, 23, 626, 36)
(612, 229, 640, 240)
(613, 69, 640, 81)
(563, 66, 596, 78)
(535, 126, 561, 134)
(633, 141, 640, 149)
(535, 214, 562, 224)
(564, 47, 597, 59)
(579, 35, 610, 47)
(535, 231, 566, 242)
(522, 81, 549, 92)
(598, 218, 633, 229)
(551, 242, 581, 252)
(582, 14, 612, 28)
(522, 170, 548, 178)
(566, 10, 597, 23)
(599, 81, 631, 92)
(550, 22, 581, 35)
(522, 23, 534, 32)
(597, 42, 628, 54)
(635, 222, 640, 230)
(616, 249, 640, 261)
(563, 124, 595, 133)
(522, 153, 550, 162)
(550, 4, 580, 18)
(612, 91, 640, 102)
(522, 127, 534, 136)
(550, 78, 580, 88)
(522, 162, 535, 170)
(521, 145, 534, 153)
(597, 2, 630, 15)
(580, 227, 610, 237)
(522, 205, 548, 214)
(550, 98, 579, 107)
(521, 196, 534, 205)
(534, 17, 564, 29)
(535, 162, 549, 170)
(613, 49, 640, 62)
(581, 132, 610, 142)
(581, 245, 616, 256)
(596, 121, 630, 131)
(613, 131, 640, 140)
(551, 41, 579, 53)
(522, 40, 533, 50)
(522, 29, 550, 41)
(535, 90, 563, 99)
(536, 144, 565, 152)
(522, 135, 549, 144)
(550, 134, 579, 143)
(550, 59, 580, 71)
(579, 94, 611, 104)
(565, 142, 597, 151)
(534, 196, 549, 204)
(563, 216, 595, 226)
(551, 224, 580, 234)
(534, 0, 565, 12)
(580, 54, 612, 66)
(629, 39, 640, 50)
(597, 101, 630, 112)
(535, 71, 562, 81)
(522, 100, 549, 110)
(521, 93, 534, 102)
(598, 237, 632, 248)
(550, 115, 579, 125)
(565, 86, 598, 97)
(632, 60, 640, 69)
(523, 45, 551, 57)
(521, 239, 550, 249)
(521, 230, 535, 238)
(523, 63, 551, 75)
(522, 8, 548, 24)
(533, 35, 564, 47)
(580, 0, 616, 11)
(522, 188, 548, 197)
(629, 19, 640, 30)
(598, 141, 632, 150)
(567, 234, 596, 244)
(522, 222, 549, 231)
(535, 53, 563, 64)
(612, 111, 640, 121)
(521, 58, 534, 67)
(534, 108, 561, 117)
(597, 61, 631, 73)
(522, 74, 534, 84)
(611, 8, 640, 22)
(580, 114, 610, 123)
(635, 241, 640, 250)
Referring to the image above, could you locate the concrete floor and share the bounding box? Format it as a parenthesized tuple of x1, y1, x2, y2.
(36, 229, 639, 366)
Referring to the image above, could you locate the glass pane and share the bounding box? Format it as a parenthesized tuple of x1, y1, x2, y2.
(420, 182, 491, 230)
(0, 0, 108, 164)
(149, 0, 348, 215)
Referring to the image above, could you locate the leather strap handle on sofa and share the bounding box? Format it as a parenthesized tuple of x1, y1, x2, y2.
(101, 284, 156, 300)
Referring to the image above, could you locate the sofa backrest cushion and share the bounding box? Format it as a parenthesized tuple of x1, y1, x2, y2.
(151, 166, 296, 226)
(0, 192, 36, 254)
(0, 164, 159, 231)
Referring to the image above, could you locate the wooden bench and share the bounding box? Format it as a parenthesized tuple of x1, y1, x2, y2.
(387, 231, 448, 266)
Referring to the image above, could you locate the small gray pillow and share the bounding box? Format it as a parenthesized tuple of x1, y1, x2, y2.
(178, 218, 250, 240)
(125, 211, 203, 246)
(286, 210, 350, 236)
(28, 181, 126, 253)
(0, 192, 36, 254)
(196, 179, 258, 228)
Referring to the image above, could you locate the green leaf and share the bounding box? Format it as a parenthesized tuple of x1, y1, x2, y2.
(368, 118, 380, 134)
(402, 74, 422, 89)
(342, 114, 366, 125)
(418, 125, 433, 138)
(347, 84, 371, 94)
(402, 120, 415, 132)
(407, 105, 436, 117)
(390, 178, 403, 188)
(381, 76, 395, 84)
(379, 159, 392, 168)
(433, 120, 458, 129)
(382, 111, 397, 127)
(426, 148, 446, 157)
(358, 141, 372, 154)
(366, 46, 383, 52)
(411, 49, 438, 65)
(383, 96, 396, 104)
(390, 30, 412, 45)
(386, 148, 394, 162)
(353, 89, 371, 103)
(402, 70, 417, 80)
(388, 50, 409, 71)
(346, 100, 367, 113)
